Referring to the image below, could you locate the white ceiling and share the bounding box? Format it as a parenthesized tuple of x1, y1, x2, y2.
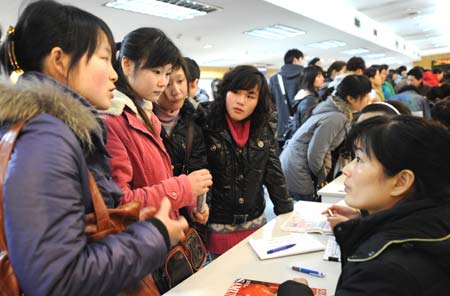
(0, 0, 448, 69)
(347, 0, 450, 56)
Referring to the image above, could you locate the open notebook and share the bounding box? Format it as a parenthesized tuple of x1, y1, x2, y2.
(248, 233, 325, 260)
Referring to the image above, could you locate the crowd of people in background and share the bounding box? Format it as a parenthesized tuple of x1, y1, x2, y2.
(0, 1, 449, 295)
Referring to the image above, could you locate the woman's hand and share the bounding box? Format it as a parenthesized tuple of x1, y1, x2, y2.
(187, 169, 213, 198)
(155, 198, 189, 246)
(293, 278, 309, 286)
(322, 204, 360, 229)
(191, 203, 210, 225)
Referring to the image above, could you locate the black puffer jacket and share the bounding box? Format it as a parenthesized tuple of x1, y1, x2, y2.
(279, 197, 450, 296)
(204, 119, 293, 224)
(160, 99, 207, 176)
(334, 197, 450, 296)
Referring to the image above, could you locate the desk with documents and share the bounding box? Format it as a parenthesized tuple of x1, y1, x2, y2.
(163, 201, 341, 296)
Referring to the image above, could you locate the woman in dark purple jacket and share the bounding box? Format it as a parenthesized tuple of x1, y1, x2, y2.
(0, 1, 187, 295)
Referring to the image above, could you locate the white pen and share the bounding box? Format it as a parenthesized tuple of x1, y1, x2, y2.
(327, 209, 335, 217)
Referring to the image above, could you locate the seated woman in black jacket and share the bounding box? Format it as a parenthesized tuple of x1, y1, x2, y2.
(279, 116, 450, 296)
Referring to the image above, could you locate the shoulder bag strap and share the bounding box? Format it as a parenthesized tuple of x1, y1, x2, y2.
(277, 74, 286, 96)
(87, 170, 114, 231)
(182, 121, 194, 174)
(277, 74, 294, 115)
(0, 120, 28, 252)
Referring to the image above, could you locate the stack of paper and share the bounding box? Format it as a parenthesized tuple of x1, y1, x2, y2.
(248, 233, 325, 260)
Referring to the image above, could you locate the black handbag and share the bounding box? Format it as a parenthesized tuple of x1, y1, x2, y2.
(153, 227, 206, 293)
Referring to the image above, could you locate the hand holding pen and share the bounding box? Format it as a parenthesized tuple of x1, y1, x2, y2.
(322, 205, 361, 219)
(322, 205, 360, 229)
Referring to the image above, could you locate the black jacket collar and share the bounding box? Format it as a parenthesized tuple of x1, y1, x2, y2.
(336, 197, 450, 265)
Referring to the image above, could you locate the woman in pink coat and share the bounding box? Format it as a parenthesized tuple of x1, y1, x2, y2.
(102, 27, 212, 221)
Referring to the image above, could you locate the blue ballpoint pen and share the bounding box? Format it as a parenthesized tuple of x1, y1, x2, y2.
(292, 266, 326, 278)
(266, 243, 296, 254)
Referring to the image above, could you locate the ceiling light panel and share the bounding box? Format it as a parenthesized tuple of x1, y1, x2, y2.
(104, 0, 220, 21)
(363, 53, 386, 59)
(307, 40, 346, 49)
(244, 24, 305, 40)
(341, 48, 369, 55)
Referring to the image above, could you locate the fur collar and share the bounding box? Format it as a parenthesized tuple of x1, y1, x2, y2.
(330, 95, 353, 129)
(101, 90, 138, 116)
(0, 76, 100, 149)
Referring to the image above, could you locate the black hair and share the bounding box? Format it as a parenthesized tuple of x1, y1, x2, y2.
(380, 64, 389, 71)
(385, 100, 412, 115)
(210, 78, 221, 100)
(364, 65, 381, 79)
(440, 84, 450, 98)
(388, 69, 397, 79)
(427, 86, 444, 103)
(347, 116, 450, 199)
(335, 74, 371, 102)
(308, 57, 321, 67)
(115, 27, 182, 134)
(432, 67, 443, 74)
(0, 0, 115, 76)
(299, 65, 323, 96)
(396, 65, 407, 74)
(208, 65, 272, 133)
(346, 56, 366, 72)
(398, 85, 420, 94)
(359, 101, 411, 117)
(284, 49, 303, 64)
(407, 66, 423, 80)
(326, 61, 346, 79)
(431, 100, 450, 129)
(359, 102, 399, 116)
(442, 74, 450, 85)
(184, 57, 200, 83)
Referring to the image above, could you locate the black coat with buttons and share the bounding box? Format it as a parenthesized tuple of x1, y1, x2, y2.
(278, 197, 450, 296)
(160, 99, 208, 176)
(204, 118, 293, 224)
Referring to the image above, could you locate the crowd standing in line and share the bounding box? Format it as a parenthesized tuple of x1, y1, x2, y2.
(280, 75, 371, 201)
